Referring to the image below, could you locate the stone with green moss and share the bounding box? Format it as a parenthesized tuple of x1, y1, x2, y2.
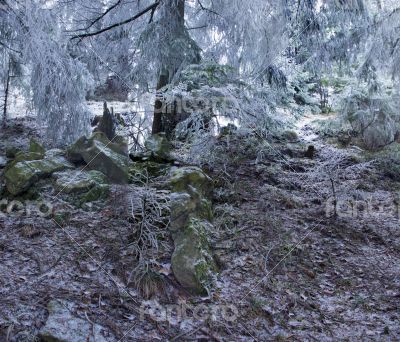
(53, 170, 107, 194)
(66, 136, 88, 163)
(169, 166, 213, 198)
(66, 133, 130, 183)
(14, 151, 44, 163)
(81, 140, 130, 184)
(171, 218, 217, 294)
(170, 192, 213, 238)
(67, 132, 128, 164)
(4, 156, 74, 195)
(29, 138, 46, 155)
(78, 184, 110, 205)
(2, 151, 46, 181)
(144, 133, 172, 161)
(90, 132, 128, 157)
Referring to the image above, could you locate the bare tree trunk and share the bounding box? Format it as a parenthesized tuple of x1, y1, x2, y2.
(152, 69, 169, 134)
(2, 58, 11, 128)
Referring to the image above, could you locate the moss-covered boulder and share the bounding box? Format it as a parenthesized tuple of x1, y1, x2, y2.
(66, 136, 88, 163)
(53, 170, 107, 194)
(168, 167, 216, 294)
(169, 166, 213, 198)
(79, 184, 110, 204)
(13, 151, 44, 163)
(39, 300, 110, 342)
(4, 156, 74, 195)
(81, 140, 130, 184)
(144, 133, 172, 161)
(90, 132, 128, 157)
(29, 138, 46, 156)
(67, 132, 128, 164)
(170, 192, 213, 237)
(171, 218, 217, 294)
(66, 133, 130, 183)
(53, 170, 110, 206)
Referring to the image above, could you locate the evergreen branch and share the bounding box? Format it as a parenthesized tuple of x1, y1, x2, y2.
(72, 0, 123, 32)
(71, 1, 160, 40)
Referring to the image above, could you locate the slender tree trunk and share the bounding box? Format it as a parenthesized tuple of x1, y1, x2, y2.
(2, 58, 11, 128)
(151, 0, 185, 136)
(152, 69, 169, 134)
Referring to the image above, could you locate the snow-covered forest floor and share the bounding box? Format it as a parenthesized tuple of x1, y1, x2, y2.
(1, 111, 399, 341)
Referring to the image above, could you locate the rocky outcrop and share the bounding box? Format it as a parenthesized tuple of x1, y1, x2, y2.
(53, 170, 110, 205)
(53, 170, 107, 193)
(4, 155, 74, 195)
(29, 138, 46, 156)
(130, 134, 173, 163)
(169, 166, 217, 294)
(169, 166, 213, 198)
(67, 132, 130, 183)
(39, 300, 111, 342)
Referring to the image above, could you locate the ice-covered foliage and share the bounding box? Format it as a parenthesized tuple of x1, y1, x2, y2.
(1, 0, 92, 143)
(1, 0, 400, 147)
(158, 62, 291, 162)
(341, 86, 400, 150)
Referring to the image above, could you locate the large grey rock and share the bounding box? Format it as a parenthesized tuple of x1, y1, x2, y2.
(67, 132, 127, 164)
(4, 156, 74, 195)
(39, 300, 112, 342)
(53, 170, 107, 194)
(169, 166, 213, 198)
(169, 168, 217, 295)
(81, 139, 130, 184)
(53, 170, 110, 205)
(66, 132, 130, 183)
(171, 217, 216, 295)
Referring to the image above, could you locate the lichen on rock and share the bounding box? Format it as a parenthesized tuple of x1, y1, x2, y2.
(29, 138, 46, 156)
(4, 155, 74, 195)
(66, 132, 130, 184)
(168, 166, 217, 294)
(169, 166, 213, 198)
